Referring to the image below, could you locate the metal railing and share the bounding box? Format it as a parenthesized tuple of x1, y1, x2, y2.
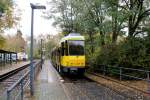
(6, 71, 29, 100)
(95, 65, 150, 81)
(93, 64, 150, 93)
(6, 60, 41, 100)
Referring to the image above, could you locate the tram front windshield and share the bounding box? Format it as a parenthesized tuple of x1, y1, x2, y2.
(68, 40, 84, 55)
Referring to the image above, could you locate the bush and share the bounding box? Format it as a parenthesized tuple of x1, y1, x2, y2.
(86, 36, 150, 79)
(88, 37, 150, 77)
(118, 37, 149, 69)
(85, 44, 100, 71)
(96, 44, 120, 66)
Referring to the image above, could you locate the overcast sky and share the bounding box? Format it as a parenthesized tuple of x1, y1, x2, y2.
(5, 0, 59, 39)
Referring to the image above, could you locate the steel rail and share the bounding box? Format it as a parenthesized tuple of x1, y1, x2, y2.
(86, 72, 149, 95)
(0, 63, 30, 81)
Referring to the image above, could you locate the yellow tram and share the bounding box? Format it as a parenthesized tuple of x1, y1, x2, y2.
(51, 33, 85, 74)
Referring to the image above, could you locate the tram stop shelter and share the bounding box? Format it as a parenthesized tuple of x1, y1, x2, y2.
(0, 49, 17, 66)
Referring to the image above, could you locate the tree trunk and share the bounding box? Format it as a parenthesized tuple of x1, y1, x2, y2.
(112, 0, 118, 43)
(88, 31, 94, 53)
(112, 14, 118, 43)
(100, 30, 105, 45)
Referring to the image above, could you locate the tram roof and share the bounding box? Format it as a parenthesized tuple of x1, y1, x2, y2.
(60, 35, 84, 43)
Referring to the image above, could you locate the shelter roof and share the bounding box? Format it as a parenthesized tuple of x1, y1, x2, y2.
(0, 49, 17, 54)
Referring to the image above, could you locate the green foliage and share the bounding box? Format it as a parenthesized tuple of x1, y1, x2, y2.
(85, 36, 150, 79)
(0, 34, 5, 48)
(118, 38, 147, 68)
(96, 44, 120, 66)
(87, 37, 150, 70)
(44, 34, 61, 58)
(2, 30, 26, 52)
(33, 48, 41, 59)
(47, 0, 150, 76)
(0, 0, 12, 13)
(85, 45, 100, 71)
(27, 46, 41, 59)
(0, 0, 19, 32)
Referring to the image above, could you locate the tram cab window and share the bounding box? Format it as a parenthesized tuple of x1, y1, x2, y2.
(68, 40, 84, 55)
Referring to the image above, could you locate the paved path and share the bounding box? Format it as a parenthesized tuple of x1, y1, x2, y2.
(27, 60, 68, 100)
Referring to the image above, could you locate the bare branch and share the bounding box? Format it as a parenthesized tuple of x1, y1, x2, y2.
(133, 30, 145, 37)
(83, 0, 99, 26)
(122, 0, 130, 9)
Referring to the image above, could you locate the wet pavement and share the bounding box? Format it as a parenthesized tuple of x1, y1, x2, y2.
(26, 60, 68, 100)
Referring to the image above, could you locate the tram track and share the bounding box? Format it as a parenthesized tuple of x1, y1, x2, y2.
(61, 74, 95, 100)
(0, 63, 30, 81)
(87, 72, 147, 93)
(0, 62, 34, 97)
(85, 72, 150, 100)
(61, 73, 129, 100)
(62, 74, 93, 83)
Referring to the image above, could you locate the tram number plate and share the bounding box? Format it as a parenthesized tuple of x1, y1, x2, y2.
(70, 68, 77, 70)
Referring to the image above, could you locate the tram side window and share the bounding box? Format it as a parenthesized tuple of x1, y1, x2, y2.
(65, 40, 68, 56)
(61, 41, 68, 56)
(61, 42, 65, 56)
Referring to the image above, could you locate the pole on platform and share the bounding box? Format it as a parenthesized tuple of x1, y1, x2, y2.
(41, 39, 43, 68)
(30, 3, 46, 96)
(30, 7, 34, 96)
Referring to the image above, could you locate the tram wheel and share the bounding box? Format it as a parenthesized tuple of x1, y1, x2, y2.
(78, 69, 85, 76)
(58, 66, 63, 74)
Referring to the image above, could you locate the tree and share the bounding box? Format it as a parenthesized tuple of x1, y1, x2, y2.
(0, 0, 20, 31)
(116, 0, 150, 37)
(3, 30, 26, 52)
(0, 0, 20, 47)
(45, 34, 61, 55)
(0, 34, 5, 48)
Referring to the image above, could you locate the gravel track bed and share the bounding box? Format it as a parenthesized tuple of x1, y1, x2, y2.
(62, 74, 127, 100)
(85, 73, 150, 100)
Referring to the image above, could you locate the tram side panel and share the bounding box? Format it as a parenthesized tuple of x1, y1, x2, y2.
(51, 34, 86, 74)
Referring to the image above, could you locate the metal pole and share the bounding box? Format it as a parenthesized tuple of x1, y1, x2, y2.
(147, 71, 150, 94)
(16, 53, 17, 63)
(6, 90, 10, 100)
(30, 8, 34, 96)
(21, 80, 23, 100)
(120, 67, 122, 81)
(103, 65, 106, 75)
(10, 53, 12, 64)
(4, 53, 6, 65)
(41, 39, 43, 68)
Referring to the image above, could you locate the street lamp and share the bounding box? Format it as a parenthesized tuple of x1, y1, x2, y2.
(30, 3, 46, 96)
